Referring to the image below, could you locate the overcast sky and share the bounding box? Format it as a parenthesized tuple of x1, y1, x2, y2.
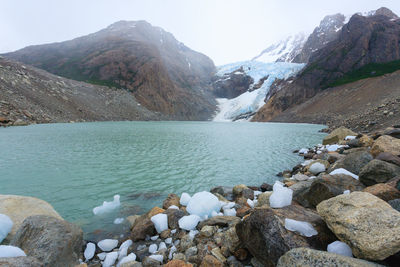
(1, 0, 400, 65)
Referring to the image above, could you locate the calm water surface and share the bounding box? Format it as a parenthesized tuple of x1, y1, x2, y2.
(0, 121, 325, 238)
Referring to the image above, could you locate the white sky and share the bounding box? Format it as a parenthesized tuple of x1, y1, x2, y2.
(1, 0, 399, 65)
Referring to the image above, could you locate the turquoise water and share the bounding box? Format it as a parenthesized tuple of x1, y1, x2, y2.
(0, 121, 325, 238)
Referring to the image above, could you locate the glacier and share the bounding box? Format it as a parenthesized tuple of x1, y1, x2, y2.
(213, 61, 305, 122)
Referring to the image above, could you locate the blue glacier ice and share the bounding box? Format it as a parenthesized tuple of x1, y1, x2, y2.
(213, 61, 305, 121)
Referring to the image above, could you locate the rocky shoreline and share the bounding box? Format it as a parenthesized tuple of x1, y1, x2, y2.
(1, 125, 400, 266)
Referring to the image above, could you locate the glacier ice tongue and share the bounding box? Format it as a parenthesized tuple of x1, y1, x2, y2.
(327, 241, 353, 257)
(186, 191, 221, 218)
(93, 195, 120, 215)
(284, 218, 318, 237)
(269, 181, 293, 208)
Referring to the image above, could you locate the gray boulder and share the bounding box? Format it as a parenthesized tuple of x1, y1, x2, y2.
(277, 248, 384, 267)
(330, 150, 373, 174)
(359, 159, 400, 186)
(11, 215, 83, 267)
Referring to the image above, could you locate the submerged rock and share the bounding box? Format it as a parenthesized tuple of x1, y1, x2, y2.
(317, 192, 400, 260)
(236, 206, 336, 266)
(277, 248, 384, 267)
(11, 215, 82, 267)
(359, 159, 400, 186)
(0, 194, 62, 242)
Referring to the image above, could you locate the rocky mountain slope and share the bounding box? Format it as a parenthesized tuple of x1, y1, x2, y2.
(253, 7, 400, 128)
(0, 56, 162, 126)
(3, 21, 216, 120)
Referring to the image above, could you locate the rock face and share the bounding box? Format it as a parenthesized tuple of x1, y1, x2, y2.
(359, 159, 400, 186)
(299, 174, 365, 208)
(322, 127, 356, 145)
(11, 215, 83, 267)
(330, 150, 373, 174)
(212, 67, 254, 99)
(0, 257, 43, 267)
(3, 20, 217, 120)
(277, 247, 384, 267)
(236, 206, 336, 266)
(371, 135, 400, 157)
(317, 192, 400, 260)
(0, 194, 62, 242)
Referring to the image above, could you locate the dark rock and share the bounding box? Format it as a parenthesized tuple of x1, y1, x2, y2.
(330, 150, 373, 174)
(363, 183, 400, 202)
(376, 152, 400, 167)
(234, 248, 249, 261)
(11, 215, 83, 267)
(289, 180, 314, 207)
(277, 247, 384, 267)
(236, 206, 336, 266)
(0, 257, 43, 267)
(384, 128, 400, 139)
(359, 159, 400, 186)
(260, 183, 273, 192)
(165, 209, 186, 230)
(388, 199, 400, 212)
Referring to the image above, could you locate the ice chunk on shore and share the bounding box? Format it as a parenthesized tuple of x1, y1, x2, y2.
(247, 199, 254, 208)
(117, 253, 136, 267)
(84, 242, 96, 261)
(327, 241, 353, 257)
(149, 254, 163, 262)
(343, 190, 350, 195)
(284, 218, 318, 237)
(0, 214, 13, 243)
(103, 251, 118, 267)
(223, 208, 236, 216)
(119, 239, 132, 251)
(189, 230, 199, 239)
(149, 244, 158, 253)
(269, 182, 293, 208)
(298, 148, 309, 154)
(93, 195, 120, 215)
(326, 144, 343, 152)
(98, 239, 118, 252)
(159, 242, 167, 250)
(168, 245, 177, 259)
(168, 205, 179, 210)
(150, 235, 159, 241)
(118, 240, 132, 261)
(165, 237, 172, 244)
(309, 162, 326, 175)
(0, 245, 26, 257)
(178, 215, 201, 231)
(151, 213, 168, 233)
(97, 252, 107, 260)
(330, 168, 359, 180)
(186, 191, 221, 218)
(180, 193, 191, 206)
(113, 218, 124, 224)
(345, 136, 356, 140)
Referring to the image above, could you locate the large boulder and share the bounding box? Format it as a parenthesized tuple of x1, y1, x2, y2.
(359, 159, 400, 186)
(0, 257, 43, 267)
(317, 192, 400, 260)
(363, 183, 400, 202)
(0, 194, 62, 242)
(330, 150, 373, 175)
(289, 180, 314, 207)
(277, 248, 384, 267)
(130, 207, 164, 241)
(371, 135, 400, 157)
(236, 206, 336, 266)
(299, 174, 365, 208)
(11, 215, 83, 267)
(323, 127, 356, 145)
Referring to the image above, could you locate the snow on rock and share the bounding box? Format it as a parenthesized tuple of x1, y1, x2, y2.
(103, 251, 118, 267)
(327, 241, 353, 257)
(269, 181, 293, 208)
(149, 244, 158, 254)
(168, 205, 179, 210)
(113, 218, 124, 224)
(330, 168, 359, 180)
(84, 242, 96, 261)
(309, 162, 326, 175)
(186, 191, 221, 218)
(98, 239, 118, 252)
(151, 213, 168, 233)
(149, 254, 163, 263)
(117, 253, 137, 267)
(180, 193, 191, 206)
(0, 245, 26, 257)
(284, 218, 318, 237)
(0, 214, 13, 243)
(93, 195, 120, 215)
(213, 61, 305, 122)
(178, 215, 201, 231)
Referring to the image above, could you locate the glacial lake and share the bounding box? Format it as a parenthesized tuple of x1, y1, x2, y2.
(0, 121, 325, 239)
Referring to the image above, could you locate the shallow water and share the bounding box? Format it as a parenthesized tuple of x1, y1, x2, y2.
(0, 121, 325, 238)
